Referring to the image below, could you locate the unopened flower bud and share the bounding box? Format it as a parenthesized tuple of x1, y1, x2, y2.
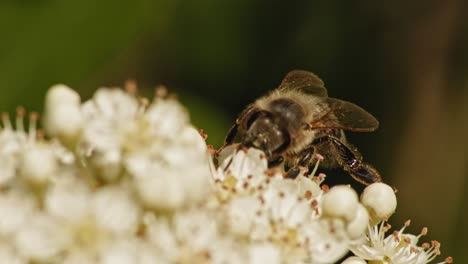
(361, 182, 397, 224)
(341, 256, 367, 264)
(44, 85, 83, 145)
(322, 185, 359, 221)
(346, 204, 369, 239)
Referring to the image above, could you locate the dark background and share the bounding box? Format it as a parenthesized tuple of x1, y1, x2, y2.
(1, 0, 467, 261)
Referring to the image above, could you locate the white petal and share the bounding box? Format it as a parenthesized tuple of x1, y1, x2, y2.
(218, 147, 269, 182)
(249, 243, 280, 264)
(227, 196, 262, 236)
(295, 175, 322, 200)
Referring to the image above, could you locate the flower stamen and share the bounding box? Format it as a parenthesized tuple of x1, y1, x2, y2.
(16, 106, 26, 132)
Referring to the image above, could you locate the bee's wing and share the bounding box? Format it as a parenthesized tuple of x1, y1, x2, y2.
(278, 70, 328, 97)
(310, 98, 379, 132)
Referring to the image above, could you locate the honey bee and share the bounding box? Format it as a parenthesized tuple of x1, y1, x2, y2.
(218, 70, 381, 185)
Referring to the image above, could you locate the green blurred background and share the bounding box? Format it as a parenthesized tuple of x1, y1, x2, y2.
(1, 0, 467, 262)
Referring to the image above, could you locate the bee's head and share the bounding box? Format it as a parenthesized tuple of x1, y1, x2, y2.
(241, 111, 290, 157)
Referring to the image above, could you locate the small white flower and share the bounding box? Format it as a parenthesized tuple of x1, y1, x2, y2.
(262, 178, 313, 228)
(226, 196, 263, 237)
(92, 186, 141, 236)
(79, 88, 140, 181)
(1, 111, 72, 188)
(213, 146, 281, 201)
(349, 220, 450, 264)
(45, 175, 92, 222)
(15, 212, 70, 261)
(145, 209, 244, 264)
(0, 190, 36, 236)
(144, 98, 189, 138)
(215, 146, 270, 182)
(20, 143, 58, 185)
(299, 218, 350, 264)
(127, 126, 211, 210)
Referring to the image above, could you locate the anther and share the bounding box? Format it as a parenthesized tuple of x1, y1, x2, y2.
(404, 220, 411, 227)
(16, 106, 25, 132)
(420, 227, 428, 236)
(199, 129, 208, 140)
(29, 112, 39, 140)
(1, 112, 12, 129)
(125, 79, 138, 95)
(155, 85, 168, 98)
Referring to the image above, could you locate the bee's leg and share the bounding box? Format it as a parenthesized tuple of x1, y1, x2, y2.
(320, 136, 382, 185)
(268, 156, 284, 168)
(285, 147, 315, 179)
(285, 167, 301, 179)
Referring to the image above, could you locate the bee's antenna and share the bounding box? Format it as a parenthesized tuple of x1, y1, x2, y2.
(223, 156, 234, 172)
(223, 146, 237, 172)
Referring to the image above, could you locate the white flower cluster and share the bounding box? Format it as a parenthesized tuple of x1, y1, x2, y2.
(0, 84, 452, 264)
